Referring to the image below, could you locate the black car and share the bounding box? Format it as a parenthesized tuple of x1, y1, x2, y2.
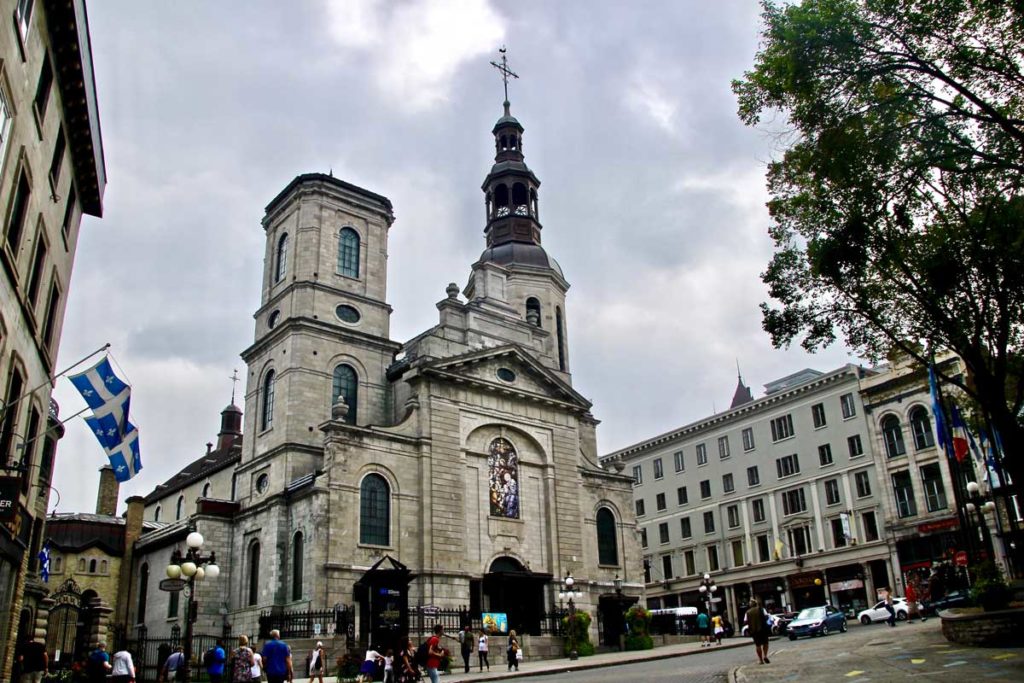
(923, 589, 971, 615)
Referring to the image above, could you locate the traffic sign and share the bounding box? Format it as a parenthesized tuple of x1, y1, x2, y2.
(954, 551, 968, 567)
(159, 578, 186, 592)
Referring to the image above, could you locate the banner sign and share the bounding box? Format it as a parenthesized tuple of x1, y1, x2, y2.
(0, 476, 19, 523)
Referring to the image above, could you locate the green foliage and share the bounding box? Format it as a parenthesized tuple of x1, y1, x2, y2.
(334, 654, 360, 679)
(561, 610, 594, 657)
(970, 561, 1013, 611)
(733, 0, 1024, 487)
(624, 634, 654, 651)
(624, 605, 652, 635)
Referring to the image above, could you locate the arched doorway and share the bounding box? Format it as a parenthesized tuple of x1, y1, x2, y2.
(598, 592, 637, 648)
(482, 557, 551, 636)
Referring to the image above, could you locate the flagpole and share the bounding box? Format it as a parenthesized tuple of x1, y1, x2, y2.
(981, 413, 1022, 576)
(2, 405, 93, 474)
(0, 342, 110, 420)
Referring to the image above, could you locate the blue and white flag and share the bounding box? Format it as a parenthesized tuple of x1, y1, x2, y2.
(38, 541, 50, 583)
(84, 402, 133, 451)
(69, 357, 130, 410)
(105, 426, 142, 483)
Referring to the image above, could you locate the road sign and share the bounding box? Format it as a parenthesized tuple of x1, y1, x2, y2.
(954, 551, 968, 567)
(159, 578, 186, 592)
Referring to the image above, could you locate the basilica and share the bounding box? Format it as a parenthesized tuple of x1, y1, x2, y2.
(128, 95, 641, 652)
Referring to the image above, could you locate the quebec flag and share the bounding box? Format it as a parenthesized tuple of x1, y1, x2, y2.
(69, 357, 142, 481)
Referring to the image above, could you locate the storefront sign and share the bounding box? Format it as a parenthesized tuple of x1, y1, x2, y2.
(829, 579, 864, 592)
(955, 551, 968, 567)
(918, 518, 959, 534)
(0, 476, 18, 523)
(159, 578, 186, 592)
(788, 571, 824, 589)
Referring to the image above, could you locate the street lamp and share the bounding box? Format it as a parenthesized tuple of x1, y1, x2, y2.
(964, 481, 996, 563)
(698, 573, 717, 615)
(558, 573, 582, 660)
(166, 531, 220, 683)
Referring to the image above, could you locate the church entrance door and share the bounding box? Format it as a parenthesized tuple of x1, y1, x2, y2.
(597, 592, 637, 648)
(482, 557, 551, 636)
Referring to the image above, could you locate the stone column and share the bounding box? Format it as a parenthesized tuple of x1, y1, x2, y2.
(88, 598, 114, 649)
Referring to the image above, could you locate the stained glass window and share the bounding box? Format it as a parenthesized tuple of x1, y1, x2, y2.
(488, 437, 520, 519)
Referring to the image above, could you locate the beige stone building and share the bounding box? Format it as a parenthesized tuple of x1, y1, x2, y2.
(129, 99, 640, 652)
(0, 0, 105, 676)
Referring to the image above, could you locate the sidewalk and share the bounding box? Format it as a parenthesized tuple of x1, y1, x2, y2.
(295, 638, 748, 683)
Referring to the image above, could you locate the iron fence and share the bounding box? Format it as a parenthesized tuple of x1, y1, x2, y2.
(113, 625, 241, 683)
(408, 606, 569, 639)
(258, 606, 353, 640)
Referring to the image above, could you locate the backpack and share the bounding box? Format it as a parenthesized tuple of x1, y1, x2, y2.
(414, 640, 431, 667)
(203, 648, 217, 669)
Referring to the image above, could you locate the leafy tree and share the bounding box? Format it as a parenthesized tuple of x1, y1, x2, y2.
(733, 0, 1024, 486)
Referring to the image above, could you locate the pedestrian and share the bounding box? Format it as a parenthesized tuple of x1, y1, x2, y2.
(87, 643, 112, 683)
(357, 646, 382, 683)
(307, 641, 325, 683)
(16, 639, 48, 683)
(477, 628, 490, 672)
(250, 649, 264, 683)
(110, 646, 135, 683)
(697, 610, 711, 647)
(711, 613, 725, 645)
(229, 635, 254, 683)
(161, 646, 185, 683)
(459, 625, 473, 674)
(745, 598, 771, 665)
(207, 639, 227, 683)
(881, 587, 897, 627)
(260, 630, 293, 683)
(382, 649, 394, 683)
(397, 638, 418, 683)
(506, 630, 519, 672)
(425, 624, 447, 683)
(906, 577, 925, 623)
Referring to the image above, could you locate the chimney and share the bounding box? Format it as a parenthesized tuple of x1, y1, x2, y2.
(117, 495, 146, 627)
(216, 403, 243, 451)
(96, 465, 119, 516)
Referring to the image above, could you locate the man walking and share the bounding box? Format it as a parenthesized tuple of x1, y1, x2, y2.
(161, 646, 185, 683)
(425, 624, 446, 683)
(881, 587, 897, 627)
(459, 625, 473, 674)
(261, 630, 293, 683)
(17, 639, 48, 683)
(745, 598, 771, 665)
(696, 610, 711, 647)
(207, 640, 227, 683)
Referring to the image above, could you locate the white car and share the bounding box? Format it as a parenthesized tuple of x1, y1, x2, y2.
(857, 597, 909, 624)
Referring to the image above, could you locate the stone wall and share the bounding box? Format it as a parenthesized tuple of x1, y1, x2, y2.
(941, 608, 1024, 647)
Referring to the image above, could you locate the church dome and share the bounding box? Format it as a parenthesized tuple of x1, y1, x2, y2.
(476, 242, 563, 278)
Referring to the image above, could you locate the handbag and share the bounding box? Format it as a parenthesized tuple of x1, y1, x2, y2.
(515, 648, 523, 661)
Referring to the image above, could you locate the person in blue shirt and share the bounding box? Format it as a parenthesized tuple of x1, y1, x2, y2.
(86, 643, 112, 683)
(261, 630, 293, 683)
(207, 640, 227, 683)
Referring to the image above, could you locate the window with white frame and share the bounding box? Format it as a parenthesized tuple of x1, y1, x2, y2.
(824, 478, 841, 505)
(892, 470, 918, 518)
(782, 487, 807, 515)
(830, 518, 848, 548)
(635, 499, 646, 516)
(707, 545, 720, 571)
(855, 470, 872, 498)
(662, 554, 673, 579)
(731, 539, 745, 567)
(696, 443, 708, 465)
(632, 465, 642, 485)
(718, 435, 730, 459)
(811, 403, 827, 428)
(723, 473, 735, 493)
(848, 434, 864, 457)
(680, 516, 692, 539)
(776, 453, 800, 478)
(910, 406, 935, 450)
(840, 393, 857, 419)
(770, 414, 795, 442)
(653, 457, 664, 479)
(659, 522, 670, 544)
(756, 534, 771, 562)
(787, 525, 812, 556)
(752, 498, 766, 523)
(862, 510, 879, 541)
(742, 427, 755, 451)
(674, 450, 685, 472)
(656, 492, 667, 511)
(640, 528, 648, 548)
(818, 443, 833, 466)
(703, 510, 716, 534)
(882, 415, 907, 458)
(684, 549, 696, 575)
(677, 486, 688, 506)
(747, 466, 760, 487)
(921, 463, 947, 512)
(727, 504, 740, 528)
(700, 479, 711, 499)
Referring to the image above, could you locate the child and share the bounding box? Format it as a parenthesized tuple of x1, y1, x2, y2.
(382, 649, 394, 683)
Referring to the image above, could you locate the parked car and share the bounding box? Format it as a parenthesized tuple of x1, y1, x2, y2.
(923, 589, 971, 615)
(786, 605, 848, 640)
(857, 597, 909, 624)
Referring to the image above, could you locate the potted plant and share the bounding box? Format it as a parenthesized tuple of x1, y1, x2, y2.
(623, 604, 654, 651)
(969, 562, 1013, 612)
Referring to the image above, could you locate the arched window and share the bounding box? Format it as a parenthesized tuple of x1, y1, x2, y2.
(292, 532, 304, 601)
(138, 563, 149, 622)
(261, 369, 275, 431)
(596, 507, 618, 566)
(555, 307, 566, 372)
(494, 184, 510, 217)
(359, 474, 390, 546)
(154, 506, 161, 522)
(909, 406, 935, 450)
(202, 482, 211, 498)
(89, 559, 96, 573)
(248, 541, 260, 606)
(338, 228, 360, 278)
(175, 495, 184, 520)
(275, 233, 289, 283)
(331, 364, 358, 424)
(487, 438, 520, 519)
(512, 183, 529, 216)
(882, 415, 906, 458)
(525, 297, 541, 327)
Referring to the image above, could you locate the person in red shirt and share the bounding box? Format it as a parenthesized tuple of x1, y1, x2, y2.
(425, 624, 446, 683)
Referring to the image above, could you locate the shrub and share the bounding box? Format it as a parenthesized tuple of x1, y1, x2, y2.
(970, 562, 1013, 611)
(624, 633, 654, 650)
(561, 610, 594, 657)
(624, 604, 654, 651)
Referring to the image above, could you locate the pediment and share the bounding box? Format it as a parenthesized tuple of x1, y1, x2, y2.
(424, 345, 592, 412)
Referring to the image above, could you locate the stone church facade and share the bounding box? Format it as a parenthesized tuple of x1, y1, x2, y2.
(134, 100, 641, 650)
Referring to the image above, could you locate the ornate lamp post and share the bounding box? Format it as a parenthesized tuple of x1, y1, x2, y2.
(558, 573, 582, 660)
(964, 481, 996, 564)
(166, 531, 220, 683)
(698, 573, 717, 615)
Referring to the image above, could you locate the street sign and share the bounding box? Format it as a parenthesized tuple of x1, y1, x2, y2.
(159, 578, 186, 592)
(954, 551, 968, 567)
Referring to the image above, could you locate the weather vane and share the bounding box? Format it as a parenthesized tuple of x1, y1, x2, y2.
(490, 46, 519, 103)
(230, 369, 240, 404)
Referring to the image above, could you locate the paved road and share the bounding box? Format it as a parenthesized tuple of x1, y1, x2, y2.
(511, 643, 747, 682)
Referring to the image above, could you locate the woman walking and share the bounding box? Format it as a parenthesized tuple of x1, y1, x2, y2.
(110, 647, 135, 683)
(307, 642, 325, 683)
(397, 638, 418, 683)
(506, 630, 520, 672)
(477, 629, 489, 672)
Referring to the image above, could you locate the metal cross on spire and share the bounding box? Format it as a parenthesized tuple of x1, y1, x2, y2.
(230, 369, 240, 404)
(490, 46, 519, 104)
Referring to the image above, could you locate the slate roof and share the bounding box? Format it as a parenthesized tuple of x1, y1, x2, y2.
(144, 445, 240, 505)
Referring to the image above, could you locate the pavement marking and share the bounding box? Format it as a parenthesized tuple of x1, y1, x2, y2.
(943, 649, 967, 653)
(992, 653, 1017, 660)
(911, 659, 926, 664)
(944, 660, 968, 668)
(845, 671, 865, 677)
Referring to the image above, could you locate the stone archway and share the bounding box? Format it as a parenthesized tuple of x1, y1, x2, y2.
(482, 557, 551, 636)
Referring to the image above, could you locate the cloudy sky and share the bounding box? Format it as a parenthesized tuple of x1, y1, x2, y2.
(51, 0, 857, 515)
